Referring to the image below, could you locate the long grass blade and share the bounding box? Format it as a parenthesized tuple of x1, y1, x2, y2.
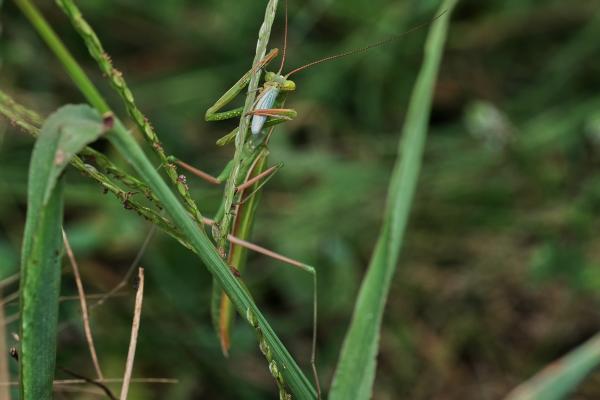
(212, 151, 268, 356)
(19, 104, 107, 399)
(20, 181, 63, 400)
(504, 332, 600, 400)
(329, 1, 458, 399)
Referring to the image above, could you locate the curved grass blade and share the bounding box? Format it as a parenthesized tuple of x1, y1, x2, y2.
(38, 106, 112, 203)
(329, 1, 458, 399)
(20, 104, 107, 399)
(504, 332, 600, 400)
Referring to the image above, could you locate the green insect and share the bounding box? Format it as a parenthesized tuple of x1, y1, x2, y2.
(204, 6, 445, 144)
(175, 5, 445, 398)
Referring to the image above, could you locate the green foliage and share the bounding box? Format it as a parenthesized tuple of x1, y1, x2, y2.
(329, 1, 457, 398)
(3, 0, 600, 399)
(20, 105, 106, 398)
(505, 333, 600, 400)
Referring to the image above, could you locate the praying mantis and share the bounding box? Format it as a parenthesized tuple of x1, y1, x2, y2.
(173, 4, 445, 398)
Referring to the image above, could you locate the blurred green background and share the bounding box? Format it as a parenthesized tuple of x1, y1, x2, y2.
(2, 0, 600, 398)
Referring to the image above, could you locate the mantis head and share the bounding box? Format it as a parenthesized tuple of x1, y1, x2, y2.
(264, 71, 296, 91)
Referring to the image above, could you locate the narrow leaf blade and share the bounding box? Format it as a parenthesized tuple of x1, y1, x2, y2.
(34, 104, 108, 203)
(505, 332, 600, 400)
(20, 104, 105, 398)
(19, 183, 64, 400)
(329, 1, 458, 399)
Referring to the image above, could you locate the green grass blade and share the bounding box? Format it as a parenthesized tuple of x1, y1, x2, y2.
(20, 181, 63, 400)
(107, 119, 316, 399)
(20, 104, 106, 399)
(212, 152, 268, 355)
(329, 1, 457, 399)
(38, 105, 111, 203)
(505, 332, 600, 400)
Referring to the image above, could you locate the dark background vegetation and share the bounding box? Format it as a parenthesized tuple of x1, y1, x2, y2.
(2, 0, 600, 398)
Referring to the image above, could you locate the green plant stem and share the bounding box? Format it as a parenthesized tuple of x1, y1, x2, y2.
(14, 1, 316, 397)
(55, 0, 204, 225)
(216, 0, 280, 253)
(20, 181, 64, 400)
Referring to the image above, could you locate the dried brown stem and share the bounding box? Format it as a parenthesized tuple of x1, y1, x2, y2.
(0, 291, 19, 307)
(0, 378, 178, 386)
(58, 366, 116, 400)
(0, 274, 19, 291)
(91, 226, 155, 310)
(62, 230, 104, 380)
(119, 268, 145, 400)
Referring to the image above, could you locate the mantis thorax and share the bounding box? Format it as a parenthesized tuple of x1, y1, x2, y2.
(264, 71, 296, 91)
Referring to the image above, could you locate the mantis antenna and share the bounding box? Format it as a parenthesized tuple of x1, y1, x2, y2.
(285, 9, 448, 77)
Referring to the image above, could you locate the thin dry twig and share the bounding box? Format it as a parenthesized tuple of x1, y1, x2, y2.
(62, 229, 104, 380)
(59, 366, 116, 400)
(4, 291, 138, 326)
(0, 377, 178, 387)
(120, 268, 145, 400)
(3, 314, 18, 326)
(54, 385, 105, 396)
(91, 226, 155, 310)
(2, 292, 127, 309)
(0, 291, 19, 307)
(59, 293, 128, 302)
(0, 274, 18, 291)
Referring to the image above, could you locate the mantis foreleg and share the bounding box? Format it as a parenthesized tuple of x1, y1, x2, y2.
(205, 48, 279, 122)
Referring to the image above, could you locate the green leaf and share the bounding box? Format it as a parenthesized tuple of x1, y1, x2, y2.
(33, 104, 110, 204)
(329, 2, 458, 399)
(19, 183, 64, 400)
(505, 332, 600, 400)
(20, 104, 106, 399)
